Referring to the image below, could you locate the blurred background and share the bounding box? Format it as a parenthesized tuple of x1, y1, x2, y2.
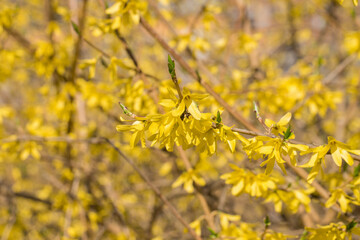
(0, 0, 360, 239)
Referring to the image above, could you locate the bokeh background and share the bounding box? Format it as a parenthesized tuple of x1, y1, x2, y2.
(1, 0, 360, 239)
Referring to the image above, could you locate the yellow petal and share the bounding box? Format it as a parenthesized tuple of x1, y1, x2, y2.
(231, 180, 244, 196)
(331, 145, 343, 167)
(294, 190, 311, 205)
(187, 100, 202, 120)
(164, 118, 176, 136)
(130, 131, 140, 148)
(325, 193, 337, 208)
(277, 112, 292, 126)
(265, 119, 275, 128)
(172, 175, 185, 188)
(190, 93, 208, 100)
(148, 122, 159, 136)
(172, 100, 185, 117)
(338, 193, 349, 212)
(288, 143, 309, 152)
(278, 162, 286, 174)
(227, 139, 236, 153)
(116, 125, 132, 131)
(105, 2, 121, 14)
(184, 180, 194, 193)
(319, 144, 331, 158)
(159, 99, 176, 108)
(258, 145, 274, 155)
(307, 163, 321, 183)
(348, 149, 360, 155)
(265, 158, 275, 175)
(340, 149, 354, 166)
(300, 153, 319, 168)
(192, 174, 206, 186)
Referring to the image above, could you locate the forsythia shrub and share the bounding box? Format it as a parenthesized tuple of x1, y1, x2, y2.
(1, 0, 360, 239)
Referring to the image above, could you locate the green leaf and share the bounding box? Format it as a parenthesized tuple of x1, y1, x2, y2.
(216, 110, 222, 124)
(300, 230, 308, 240)
(119, 102, 133, 116)
(283, 125, 293, 140)
(71, 21, 80, 35)
(346, 220, 357, 232)
(207, 227, 218, 238)
(167, 55, 175, 78)
(264, 216, 271, 226)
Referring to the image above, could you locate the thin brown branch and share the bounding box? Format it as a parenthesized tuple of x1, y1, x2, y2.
(114, 30, 141, 72)
(84, 38, 111, 58)
(323, 54, 356, 84)
(188, 5, 206, 34)
(68, 0, 88, 83)
(3, 26, 35, 54)
(13, 191, 53, 206)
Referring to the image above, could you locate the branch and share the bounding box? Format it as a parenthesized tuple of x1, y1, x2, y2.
(323, 54, 356, 84)
(68, 0, 88, 83)
(3, 26, 35, 54)
(13, 191, 53, 206)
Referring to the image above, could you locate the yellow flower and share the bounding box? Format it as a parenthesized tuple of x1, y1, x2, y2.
(172, 169, 206, 193)
(221, 164, 278, 197)
(265, 112, 292, 137)
(327, 136, 360, 167)
(306, 222, 351, 240)
(300, 137, 360, 182)
(325, 189, 360, 212)
(246, 136, 308, 175)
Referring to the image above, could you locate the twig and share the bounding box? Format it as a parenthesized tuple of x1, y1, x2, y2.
(14, 191, 53, 206)
(323, 54, 356, 84)
(3, 26, 34, 54)
(68, 0, 88, 83)
(84, 38, 111, 58)
(188, 5, 206, 34)
(112, 29, 160, 101)
(253, 101, 270, 132)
